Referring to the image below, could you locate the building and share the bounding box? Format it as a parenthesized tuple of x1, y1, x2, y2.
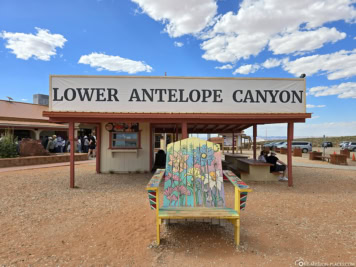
(44, 75, 311, 187)
(0, 99, 68, 140)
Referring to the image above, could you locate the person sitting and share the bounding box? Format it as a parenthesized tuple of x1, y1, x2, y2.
(258, 150, 268, 162)
(266, 151, 288, 181)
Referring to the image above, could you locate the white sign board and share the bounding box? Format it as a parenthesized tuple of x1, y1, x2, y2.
(50, 76, 306, 113)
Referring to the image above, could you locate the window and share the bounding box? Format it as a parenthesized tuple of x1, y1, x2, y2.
(111, 132, 140, 149)
(155, 134, 162, 149)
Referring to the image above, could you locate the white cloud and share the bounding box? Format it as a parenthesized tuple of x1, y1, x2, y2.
(78, 53, 152, 74)
(306, 104, 326, 108)
(21, 98, 28, 102)
(174, 41, 184, 47)
(215, 64, 233, 70)
(246, 121, 356, 137)
(262, 58, 282, 68)
(201, 33, 268, 63)
(200, 0, 356, 63)
(1, 27, 67, 61)
(233, 64, 260, 75)
(309, 82, 356, 98)
(310, 115, 320, 120)
(283, 49, 356, 80)
(131, 0, 217, 37)
(269, 27, 346, 55)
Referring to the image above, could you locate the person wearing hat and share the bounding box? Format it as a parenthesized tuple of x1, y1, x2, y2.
(266, 151, 288, 181)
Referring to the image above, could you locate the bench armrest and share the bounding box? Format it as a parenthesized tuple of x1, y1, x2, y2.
(223, 170, 252, 193)
(146, 169, 165, 190)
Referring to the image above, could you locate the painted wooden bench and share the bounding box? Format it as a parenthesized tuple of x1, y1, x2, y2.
(146, 137, 251, 246)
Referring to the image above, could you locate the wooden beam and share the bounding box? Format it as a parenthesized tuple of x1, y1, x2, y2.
(48, 117, 308, 124)
(191, 124, 199, 132)
(182, 122, 188, 139)
(150, 123, 153, 171)
(69, 121, 75, 188)
(210, 124, 222, 133)
(219, 124, 234, 133)
(96, 123, 101, 174)
(287, 122, 294, 187)
(232, 132, 235, 154)
(253, 124, 257, 160)
(200, 124, 211, 133)
(175, 124, 178, 141)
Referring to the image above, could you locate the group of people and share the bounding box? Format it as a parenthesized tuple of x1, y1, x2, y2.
(41, 134, 96, 157)
(77, 134, 96, 158)
(258, 150, 288, 181)
(42, 135, 71, 153)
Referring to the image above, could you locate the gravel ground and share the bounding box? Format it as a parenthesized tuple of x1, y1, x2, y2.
(0, 164, 355, 266)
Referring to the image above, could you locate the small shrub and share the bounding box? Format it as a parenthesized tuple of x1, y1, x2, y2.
(0, 130, 18, 158)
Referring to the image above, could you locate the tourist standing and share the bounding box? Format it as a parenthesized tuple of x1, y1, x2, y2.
(83, 136, 89, 153)
(88, 134, 96, 158)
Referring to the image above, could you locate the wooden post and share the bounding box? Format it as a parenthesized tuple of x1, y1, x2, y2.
(287, 122, 294, 187)
(232, 132, 235, 154)
(69, 121, 75, 188)
(182, 122, 188, 139)
(175, 124, 178, 141)
(149, 123, 153, 171)
(253, 124, 257, 160)
(96, 123, 101, 174)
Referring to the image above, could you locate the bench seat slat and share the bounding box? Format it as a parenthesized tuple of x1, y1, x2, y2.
(159, 207, 239, 219)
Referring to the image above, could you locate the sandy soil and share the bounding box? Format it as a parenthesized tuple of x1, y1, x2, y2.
(0, 164, 355, 266)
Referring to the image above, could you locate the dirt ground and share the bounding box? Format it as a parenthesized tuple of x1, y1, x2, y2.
(0, 164, 355, 266)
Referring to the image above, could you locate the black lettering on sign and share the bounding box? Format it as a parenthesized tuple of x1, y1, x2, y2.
(96, 88, 106, 101)
(292, 90, 303, 103)
(168, 89, 178, 102)
(53, 88, 63, 101)
(255, 90, 267, 103)
(129, 89, 141, 102)
(142, 89, 154, 102)
(178, 89, 189, 102)
(279, 90, 290, 103)
(213, 90, 223, 103)
(76, 88, 95, 101)
(267, 90, 279, 103)
(64, 88, 76, 101)
(243, 90, 255, 103)
(107, 88, 119, 102)
(232, 90, 243, 103)
(155, 89, 167, 102)
(202, 89, 212, 102)
(189, 90, 201, 102)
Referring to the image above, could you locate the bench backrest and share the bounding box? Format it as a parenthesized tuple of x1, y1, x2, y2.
(163, 137, 225, 208)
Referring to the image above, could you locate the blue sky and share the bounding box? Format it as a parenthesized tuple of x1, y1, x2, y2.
(0, 0, 355, 137)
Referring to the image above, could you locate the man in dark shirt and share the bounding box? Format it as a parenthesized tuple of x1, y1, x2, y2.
(266, 152, 288, 181)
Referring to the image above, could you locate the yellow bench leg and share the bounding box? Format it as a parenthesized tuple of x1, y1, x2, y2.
(234, 219, 240, 245)
(156, 219, 161, 245)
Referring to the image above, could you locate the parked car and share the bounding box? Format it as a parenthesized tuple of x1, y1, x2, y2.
(263, 142, 275, 148)
(276, 142, 287, 149)
(271, 141, 285, 149)
(339, 141, 350, 147)
(342, 142, 351, 149)
(321, 141, 333, 147)
(280, 141, 312, 153)
(347, 142, 356, 152)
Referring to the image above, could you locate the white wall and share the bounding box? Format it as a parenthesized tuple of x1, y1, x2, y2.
(100, 122, 150, 173)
